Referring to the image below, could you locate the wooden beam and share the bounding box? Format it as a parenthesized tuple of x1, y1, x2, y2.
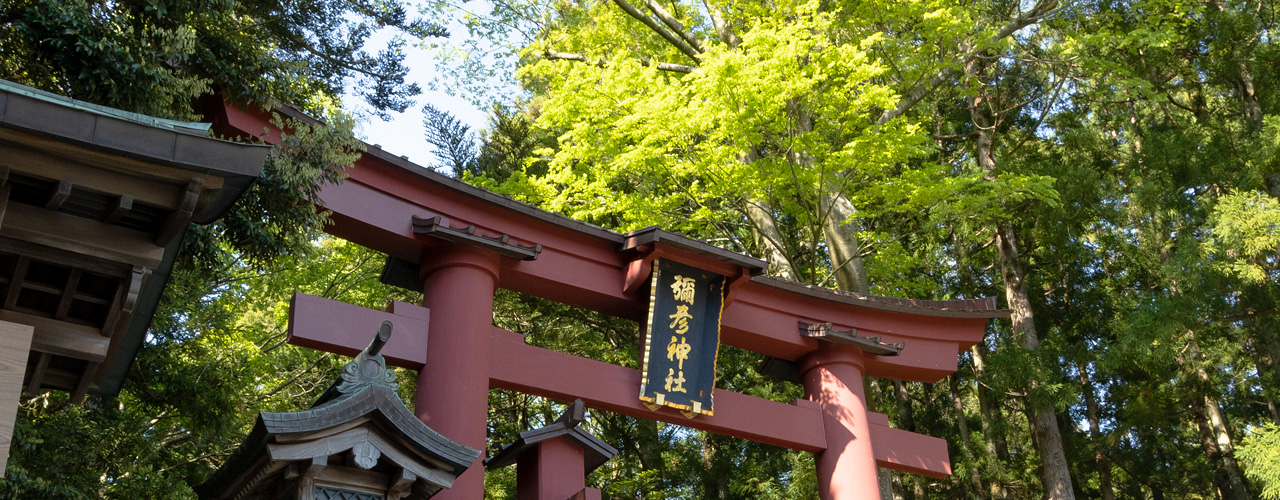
(2, 256, 27, 310)
(55, 268, 82, 320)
(102, 194, 133, 224)
(487, 326, 828, 452)
(287, 293, 430, 368)
(0, 203, 163, 269)
(100, 276, 128, 336)
(23, 352, 49, 397)
(70, 361, 97, 404)
(0, 132, 225, 205)
(286, 293, 955, 476)
(866, 412, 951, 478)
(45, 180, 72, 210)
(156, 177, 202, 245)
(0, 238, 132, 277)
(0, 320, 34, 475)
(0, 310, 110, 362)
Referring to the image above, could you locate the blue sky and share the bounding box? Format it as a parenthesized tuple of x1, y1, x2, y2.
(342, 27, 491, 168)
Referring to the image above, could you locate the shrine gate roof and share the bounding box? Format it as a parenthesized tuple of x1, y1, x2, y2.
(214, 102, 1008, 383)
(349, 140, 1006, 316)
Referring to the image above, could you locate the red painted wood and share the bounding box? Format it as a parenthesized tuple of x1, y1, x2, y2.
(414, 245, 500, 500)
(287, 293, 429, 368)
(287, 294, 954, 477)
(517, 438, 586, 500)
(220, 103, 283, 143)
(213, 102, 988, 380)
(323, 160, 984, 380)
(226, 102, 986, 495)
(867, 412, 952, 479)
(488, 326, 828, 452)
(316, 172, 643, 319)
(802, 345, 881, 500)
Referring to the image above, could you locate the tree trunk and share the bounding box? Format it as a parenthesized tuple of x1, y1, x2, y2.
(971, 343, 1010, 500)
(1188, 340, 1252, 500)
(1194, 397, 1240, 500)
(994, 223, 1076, 500)
(1233, 62, 1263, 132)
(1256, 325, 1280, 424)
(969, 65, 1075, 496)
(636, 418, 664, 473)
(894, 380, 915, 431)
(820, 191, 871, 294)
(893, 380, 924, 499)
(744, 197, 798, 279)
(950, 374, 984, 496)
(700, 436, 727, 499)
(1077, 365, 1115, 500)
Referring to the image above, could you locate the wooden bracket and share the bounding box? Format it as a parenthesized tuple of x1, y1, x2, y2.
(722, 268, 752, 307)
(387, 468, 416, 500)
(622, 247, 657, 294)
(799, 321, 904, 356)
(102, 194, 133, 225)
(155, 178, 203, 245)
(45, 180, 72, 210)
(411, 215, 542, 260)
(123, 266, 149, 314)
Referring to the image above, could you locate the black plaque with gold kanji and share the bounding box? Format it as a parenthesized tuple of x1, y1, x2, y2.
(639, 258, 724, 417)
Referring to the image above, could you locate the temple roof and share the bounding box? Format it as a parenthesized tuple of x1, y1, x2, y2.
(199, 322, 481, 500)
(0, 79, 267, 398)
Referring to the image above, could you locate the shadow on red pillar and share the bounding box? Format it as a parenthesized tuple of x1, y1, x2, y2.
(415, 243, 501, 499)
(801, 344, 881, 500)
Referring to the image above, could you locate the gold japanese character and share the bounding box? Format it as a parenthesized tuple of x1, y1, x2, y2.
(668, 305, 691, 334)
(664, 368, 687, 393)
(671, 275, 697, 304)
(667, 336, 692, 370)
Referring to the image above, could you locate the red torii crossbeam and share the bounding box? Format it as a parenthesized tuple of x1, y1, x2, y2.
(211, 101, 1009, 500)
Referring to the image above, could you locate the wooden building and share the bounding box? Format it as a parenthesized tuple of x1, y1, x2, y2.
(0, 79, 267, 472)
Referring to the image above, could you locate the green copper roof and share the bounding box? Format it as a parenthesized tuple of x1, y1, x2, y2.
(0, 79, 212, 134)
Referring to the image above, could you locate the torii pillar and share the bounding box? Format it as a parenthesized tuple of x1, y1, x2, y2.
(803, 344, 879, 499)
(413, 243, 501, 499)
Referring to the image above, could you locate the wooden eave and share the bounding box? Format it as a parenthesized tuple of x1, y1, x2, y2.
(261, 385, 480, 475)
(199, 383, 480, 500)
(485, 425, 617, 474)
(0, 80, 268, 399)
(485, 399, 618, 474)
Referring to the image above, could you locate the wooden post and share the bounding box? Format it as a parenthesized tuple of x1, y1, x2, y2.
(415, 243, 500, 499)
(516, 438, 586, 500)
(0, 320, 34, 474)
(802, 344, 881, 500)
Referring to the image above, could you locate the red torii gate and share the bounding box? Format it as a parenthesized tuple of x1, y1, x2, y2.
(208, 102, 1008, 499)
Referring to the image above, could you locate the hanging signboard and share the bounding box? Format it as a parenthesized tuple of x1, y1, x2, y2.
(639, 258, 724, 418)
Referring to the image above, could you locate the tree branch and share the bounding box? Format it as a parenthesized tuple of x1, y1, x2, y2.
(642, 0, 704, 53)
(701, 0, 740, 48)
(544, 49, 698, 73)
(876, 0, 1059, 125)
(609, 0, 702, 63)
